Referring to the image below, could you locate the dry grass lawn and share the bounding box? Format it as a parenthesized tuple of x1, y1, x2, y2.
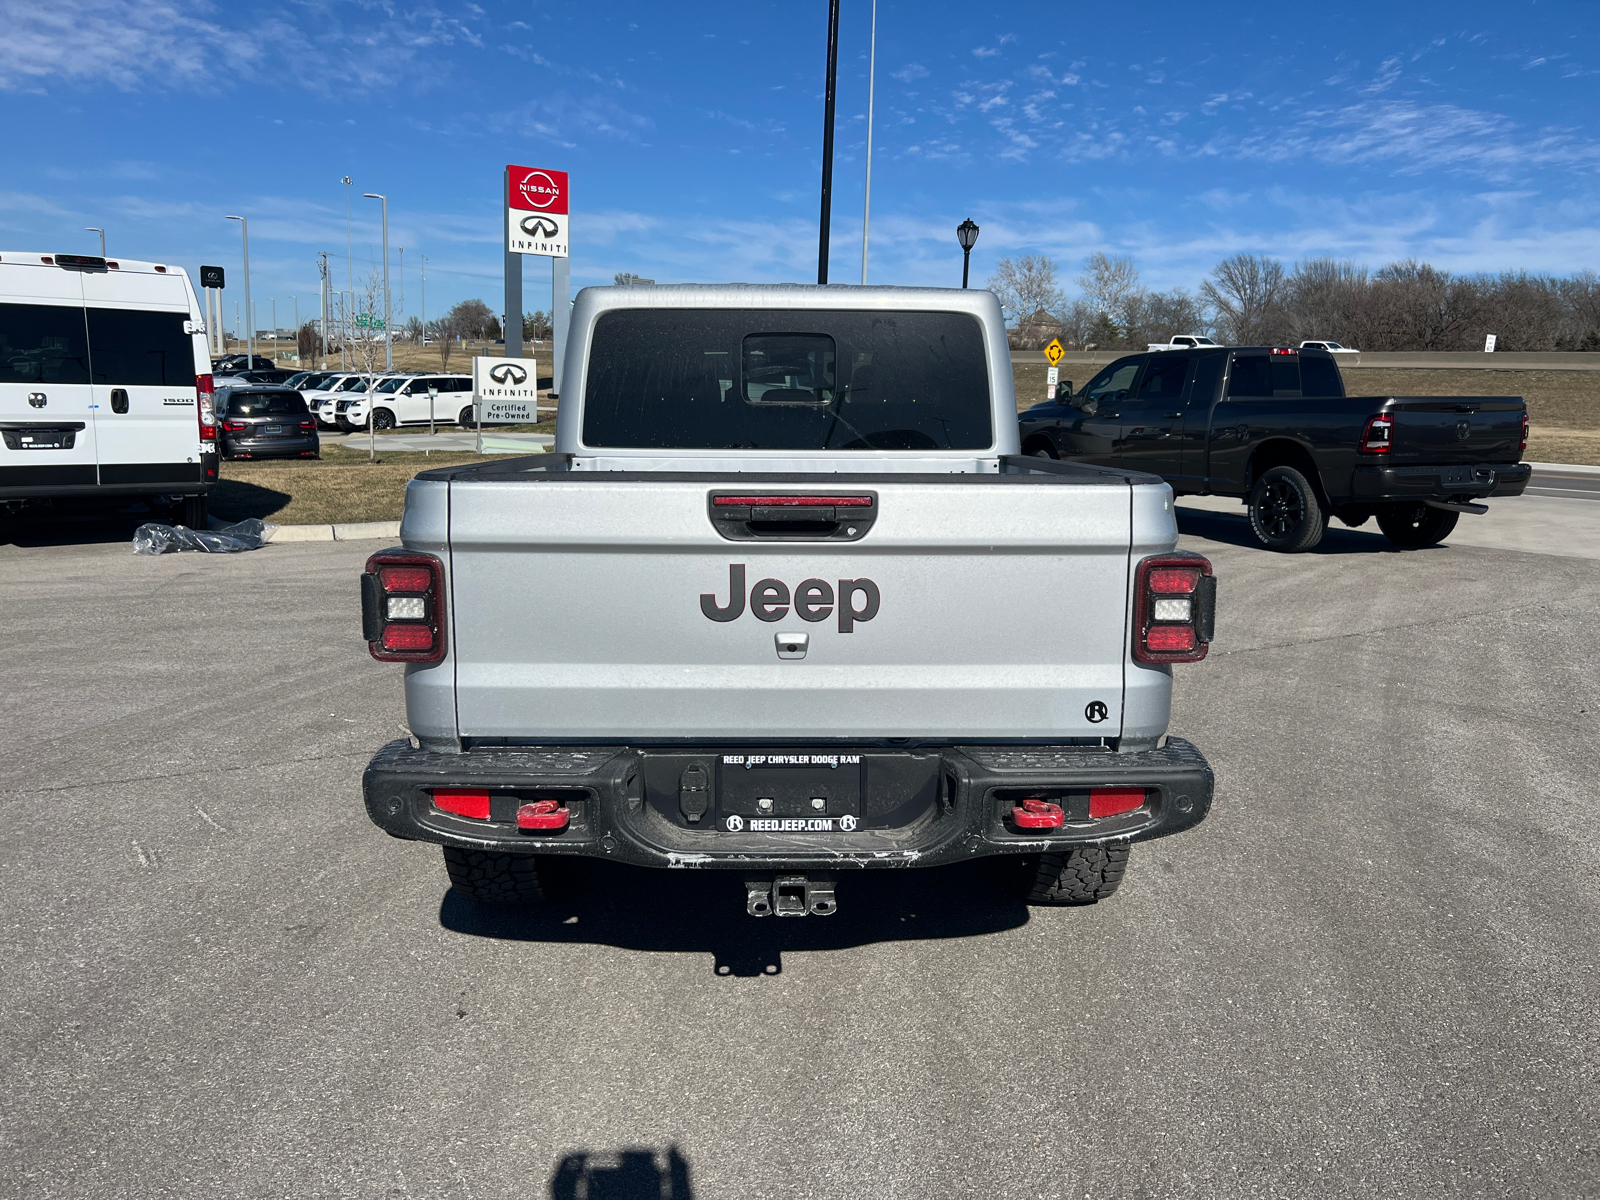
(211, 444, 527, 526)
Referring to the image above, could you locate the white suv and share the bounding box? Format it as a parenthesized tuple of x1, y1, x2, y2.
(354, 374, 473, 431)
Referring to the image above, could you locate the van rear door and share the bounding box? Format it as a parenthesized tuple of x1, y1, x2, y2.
(0, 261, 99, 495)
(81, 268, 201, 491)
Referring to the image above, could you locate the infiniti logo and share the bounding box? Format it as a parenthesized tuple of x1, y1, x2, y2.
(519, 214, 560, 238)
(489, 363, 528, 385)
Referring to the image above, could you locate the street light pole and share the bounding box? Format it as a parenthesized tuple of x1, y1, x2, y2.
(364, 193, 391, 369)
(420, 254, 427, 344)
(861, 0, 877, 285)
(816, 0, 841, 285)
(86, 227, 105, 257)
(956, 218, 980, 289)
(226, 214, 253, 363)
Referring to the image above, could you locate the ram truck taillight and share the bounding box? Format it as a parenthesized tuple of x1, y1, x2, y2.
(196, 374, 216, 442)
(1133, 553, 1215, 664)
(1520, 413, 1528, 456)
(1359, 413, 1392, 454)
(362, 552, 446, 662)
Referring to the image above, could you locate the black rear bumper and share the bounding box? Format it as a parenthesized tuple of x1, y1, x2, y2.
(1350, 461, 1529, 504)
(362, 738, 1213, 869)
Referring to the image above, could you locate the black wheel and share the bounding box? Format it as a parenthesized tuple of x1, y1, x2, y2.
(1376, 503, 1459, 548)
(371, 407, 396, 431)
(1027, 443, 1057, 459)
(1248, 465, 1326, 552)
(442, 847, 547, 907)
(1020, 844, 1131, 905)
(458, 405, 476, 429)
(181, 494, 208, 529)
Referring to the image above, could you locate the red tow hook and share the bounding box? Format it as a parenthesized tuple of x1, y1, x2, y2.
(516, 799, 570, 832)
(1013, 797, 1065, 830)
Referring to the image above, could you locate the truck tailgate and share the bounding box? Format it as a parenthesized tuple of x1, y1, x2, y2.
(1382, 398, 1524, 464)
(443, 475, 1136, 741)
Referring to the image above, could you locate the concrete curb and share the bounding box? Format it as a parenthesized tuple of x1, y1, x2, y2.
(208, 517, 401, 543)
(1529, 462, 1600, 475)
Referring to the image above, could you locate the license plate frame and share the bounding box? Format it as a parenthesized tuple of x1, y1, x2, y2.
(716, 752, 863, 832)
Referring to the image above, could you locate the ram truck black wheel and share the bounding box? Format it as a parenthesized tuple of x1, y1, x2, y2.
(442, 847, 547, 907)
(1248, 465, 1326, 552)
(1020, 844, 1131, 905)
(1375, 504, 1459, 548)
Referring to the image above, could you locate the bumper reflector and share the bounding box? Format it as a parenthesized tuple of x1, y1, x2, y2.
(518, 799, 571, 832)
(1089, 788, 1146, 818)
(434, 788, 490, 820)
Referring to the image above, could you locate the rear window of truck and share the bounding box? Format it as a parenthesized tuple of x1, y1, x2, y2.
(582, 309, 992, 450)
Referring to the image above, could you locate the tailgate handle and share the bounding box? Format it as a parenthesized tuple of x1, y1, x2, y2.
(709, 493, 877, 542)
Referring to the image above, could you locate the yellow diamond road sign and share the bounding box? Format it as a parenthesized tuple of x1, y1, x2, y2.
(1043, 338, 1064, 365)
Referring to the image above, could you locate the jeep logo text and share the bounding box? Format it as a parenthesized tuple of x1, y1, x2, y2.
(701, 564, 879, 632)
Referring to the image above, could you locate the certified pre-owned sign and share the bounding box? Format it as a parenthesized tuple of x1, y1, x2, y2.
(472, 356, 541, 423)
(506, 164, 569, 258)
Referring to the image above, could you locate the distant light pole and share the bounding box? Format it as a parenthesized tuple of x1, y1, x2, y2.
(86, 227, 105, 257)
(363, 192, 392, 369)
(816, 0, 841, 284)
(226, 214, 253, 362)
(956, 218, 980, 289)
(420, 254, 427, 343)
(860, 0, 877, 284)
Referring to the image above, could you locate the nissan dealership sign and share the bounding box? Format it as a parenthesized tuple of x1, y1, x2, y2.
(507, 165, 569, 258)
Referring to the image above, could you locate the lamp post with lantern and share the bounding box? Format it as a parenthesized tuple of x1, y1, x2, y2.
(956, 218, 980, 289)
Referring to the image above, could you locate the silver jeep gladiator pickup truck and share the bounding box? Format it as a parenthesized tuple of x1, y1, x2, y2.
(361, 284, 1216, 917)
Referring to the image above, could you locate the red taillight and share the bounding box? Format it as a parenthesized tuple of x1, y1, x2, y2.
(433, 789, 490, 819)
(223, 419, 247, 432)
(713, 495, 873, 507)
(1089, 788, 1145, 818)
(1147, 567, 1200, 595)
(1270, 346, 1298, 356)
(1133, 553, 1214, 664)
(1145, 625, 1197, 652)
(1359, 414, 1392, 455)
(1520, 413, 1528, 455)
(300, 419, 315, 431)
(196, 373, 216, 442)
(364, 552, 446, 663)
(380, 565, 432, 592)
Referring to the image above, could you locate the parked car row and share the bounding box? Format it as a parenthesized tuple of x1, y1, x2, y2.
(250, 369, 478, 432)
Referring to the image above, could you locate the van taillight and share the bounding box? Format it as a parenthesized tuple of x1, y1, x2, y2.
(196, 374, 216, 442)
(362, 552, 446, 663)
(1520, 413, 1528, 455)
(1359, 414, 1392, 454)
(1133, 553, 1214, 664)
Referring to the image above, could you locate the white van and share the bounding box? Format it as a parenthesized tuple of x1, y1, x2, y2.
(0, 251, 217, 524)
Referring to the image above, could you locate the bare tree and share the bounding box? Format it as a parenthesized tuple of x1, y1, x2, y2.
(346, 268, 386, 461)
(296, 320, 321, 365)
(524, 310, 553, 340)
(1125, 289, 1208, 347)
(985, 255, 1066, 327)
(402, 315, 424, 344)
(1202, 254, 1287, 344)
(1078, 253, 1143, 328)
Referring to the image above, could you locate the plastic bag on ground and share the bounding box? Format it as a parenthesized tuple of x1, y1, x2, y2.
(132, 518, 277, 555)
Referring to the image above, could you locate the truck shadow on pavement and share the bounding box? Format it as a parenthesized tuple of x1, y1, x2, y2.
(0, 507, 157, 548)
(439, 857, 1030, 977)
(1175, 505, 1425, 553)
(549, 1144, 694, 1199)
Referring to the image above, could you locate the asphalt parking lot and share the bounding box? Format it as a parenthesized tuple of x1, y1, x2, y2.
(3, 494, 1598, 1198)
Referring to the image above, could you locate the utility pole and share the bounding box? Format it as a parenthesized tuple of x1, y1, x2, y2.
(226, 214, 253, 364)
(318, 253, 330, 369)
(420, 254, 427, 344)
(364, 193, 392, 369)
(397, 247, 404, 327)
(817, 0, 841, 285)
(861, 0, 877, 284)
(271, 298, 277, 363)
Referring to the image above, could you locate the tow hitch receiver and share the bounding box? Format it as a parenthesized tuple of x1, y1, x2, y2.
(746, 873, 836, 917)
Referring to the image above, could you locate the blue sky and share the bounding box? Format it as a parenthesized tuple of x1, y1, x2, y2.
(2, 0, 1597, 333)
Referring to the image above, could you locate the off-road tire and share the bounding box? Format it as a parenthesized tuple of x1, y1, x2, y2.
(1375, 503, 1459, 548)
(181, 494, 208, 529)
(371, 407, 397, 431)
(442, 847, 547, 907)
(1029, 444, 1056, 459)
(1022, 844, 1131, 905)
(1248, 465, 1326, 552)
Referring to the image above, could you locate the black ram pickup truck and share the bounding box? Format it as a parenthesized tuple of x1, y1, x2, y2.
(1020, 345, 1530, 551)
